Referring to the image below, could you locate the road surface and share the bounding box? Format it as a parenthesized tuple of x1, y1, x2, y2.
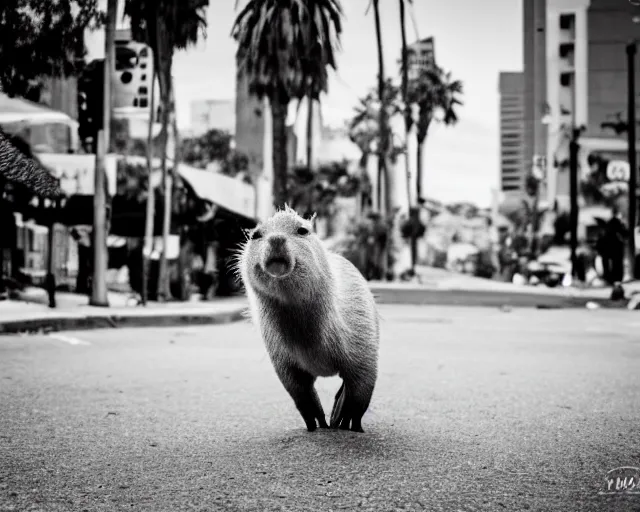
(1, 305, 639, 511)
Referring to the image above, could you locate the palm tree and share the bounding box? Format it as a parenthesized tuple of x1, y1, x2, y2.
(371, 0, 389, 216)
(232, 0, 344, 211)
(398, 0, 412, 209)
(124, 0, 209, 301)
(349, 81, 403, 197)
(349, 80, 405, 214)
(349, 80, 404, 277)
(411, 66, 463, 202)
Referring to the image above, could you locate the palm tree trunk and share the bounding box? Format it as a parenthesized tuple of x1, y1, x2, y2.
(416, 139, 423, 201)
(171, 88, 188, 301)
(90, 0, 116, 307)
(142, 68, 157, 305)
(306, 95, 313, 171)
(399, 0, 411, 209)
(373, 0, 388, 215)
(400, 0, 415, 274)
(373, 0, 389, 279)
(270, 97, 289, 210)
(155, 19, 173, 302)
(157, 84, 172, 301)
(416, 118, 430, 202)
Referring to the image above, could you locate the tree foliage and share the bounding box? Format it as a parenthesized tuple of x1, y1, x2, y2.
(409, 66, 463, 143)
(231, 0, 343, 104)
(231, 0, 343, 210)
(348, 79, 405, 166)
(287, 160, 363, 218)
(0, 0, 105, 99)
(181, 129, 251, 183)
(182, 129, 233, 166)
(125, 0, 208, 54)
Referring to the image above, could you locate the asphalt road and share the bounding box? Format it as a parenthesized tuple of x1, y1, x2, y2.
(1, 305, 640, 512)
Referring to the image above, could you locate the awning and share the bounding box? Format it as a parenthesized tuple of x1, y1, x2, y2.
(176, 163, 255, 220)
(121, 155, 257, 220)
(0, 92, 79, 152)
(0, 93, 74, 124)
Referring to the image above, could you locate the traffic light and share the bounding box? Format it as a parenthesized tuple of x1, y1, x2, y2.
(77, 59, 105, 153)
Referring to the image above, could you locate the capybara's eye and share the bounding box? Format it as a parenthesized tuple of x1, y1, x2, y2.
(297, 227, 309, 236)
(251, 230, 263, 240)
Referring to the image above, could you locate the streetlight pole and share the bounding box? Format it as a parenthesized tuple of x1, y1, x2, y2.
(626, 41, 638, 279)
(90, 0, 116, 307)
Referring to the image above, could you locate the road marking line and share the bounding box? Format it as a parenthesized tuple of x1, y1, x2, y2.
(48, 334, 91, 346)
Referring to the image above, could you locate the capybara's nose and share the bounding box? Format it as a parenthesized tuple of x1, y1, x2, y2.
(267, 234, 287, 250)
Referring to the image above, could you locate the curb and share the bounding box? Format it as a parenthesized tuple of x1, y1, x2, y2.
(369, 286, 628, 309)
(0, 308, 248, 335)
(1, 286, 633, 335)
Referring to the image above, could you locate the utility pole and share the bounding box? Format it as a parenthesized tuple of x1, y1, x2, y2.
(90, 0, 116, 307)
(569, 127, 580, 279)
(627, 41, 638, 279)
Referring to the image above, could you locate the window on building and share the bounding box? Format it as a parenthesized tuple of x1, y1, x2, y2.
(559, 13, 575, 32)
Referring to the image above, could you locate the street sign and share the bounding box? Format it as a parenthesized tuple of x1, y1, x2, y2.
(606, 160, 630, 182)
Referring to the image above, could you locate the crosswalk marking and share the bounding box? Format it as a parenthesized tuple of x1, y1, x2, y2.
(48, 334, 91, 346)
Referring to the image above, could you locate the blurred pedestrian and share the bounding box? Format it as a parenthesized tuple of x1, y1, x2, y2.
(599, 208, 627, 285)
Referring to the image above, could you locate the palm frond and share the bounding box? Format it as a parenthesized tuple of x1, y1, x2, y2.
(0, 130, 62, 198)
(231, 0, 343, 102)
(124, 0, 208, 51)
(410, 65, 464, 140)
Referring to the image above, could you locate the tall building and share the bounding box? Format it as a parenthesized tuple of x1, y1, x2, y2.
(499, 72, 526, 195)
(522, 0, 548, 198)
(406, 37, 436, 80)
(522, 0, 640, 210)
(190, 99, 236, 136)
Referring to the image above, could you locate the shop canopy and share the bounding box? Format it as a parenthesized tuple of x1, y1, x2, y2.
(122, 155, 257, 221)
(0, 93, 79, 153)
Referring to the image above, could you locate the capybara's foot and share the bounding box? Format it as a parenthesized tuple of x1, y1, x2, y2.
(301, 409, 328, 431)
(350, 418, 364, 433)
(330, 381, 369, 433)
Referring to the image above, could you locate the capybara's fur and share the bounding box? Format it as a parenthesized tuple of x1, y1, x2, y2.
(238, 206, 380, 432)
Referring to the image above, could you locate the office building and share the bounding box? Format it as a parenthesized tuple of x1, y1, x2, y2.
(406, 37, 436, 80)
(499, 72, 526, 195)
(521, 0, 640, 208)
(190, 99, 236, 136)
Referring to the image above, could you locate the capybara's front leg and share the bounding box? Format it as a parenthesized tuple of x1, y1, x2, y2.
(275, 362, 328, 432)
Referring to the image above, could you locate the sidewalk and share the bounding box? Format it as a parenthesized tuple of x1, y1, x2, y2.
(2, 269, 638, 334)
(0, 287, 248, 334)
(368, 265, 640, 309)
